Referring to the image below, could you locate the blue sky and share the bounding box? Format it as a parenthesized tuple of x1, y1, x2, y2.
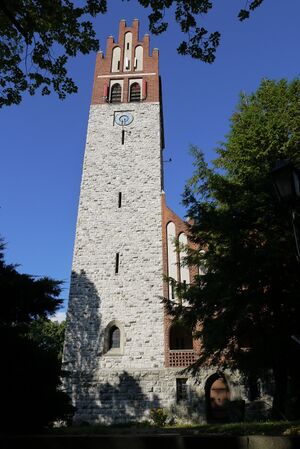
(1, 1, 300, 316)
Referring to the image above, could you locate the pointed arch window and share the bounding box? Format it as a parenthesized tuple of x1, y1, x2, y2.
(110, 83, 122, 103)
(109, 325, 120, 349)
(129, 82, 141, 102)
(134, 45, 143, 71)
(111, 46, 121, 72)
(104, 320, 124, 355)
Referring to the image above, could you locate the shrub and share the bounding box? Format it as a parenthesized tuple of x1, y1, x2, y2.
(149, 408, 168, 427)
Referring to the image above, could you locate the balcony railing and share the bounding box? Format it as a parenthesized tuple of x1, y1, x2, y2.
(169, 349, 196, 367)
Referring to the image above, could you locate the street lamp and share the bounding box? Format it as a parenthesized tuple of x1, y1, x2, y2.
(271, 159, 300, 202)
(271, 159, 300, 260)
(272, 160, 300, 348)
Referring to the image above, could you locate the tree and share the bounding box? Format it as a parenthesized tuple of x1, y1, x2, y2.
(0, 0, 264, 107)
(28, 318, 66, 361)
(0, 240, 73, 432)
(169, 79, 300, 420)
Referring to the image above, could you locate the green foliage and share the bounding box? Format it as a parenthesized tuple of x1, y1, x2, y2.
(0, 0, 107, 107)
(0, 0, 264, 106)
(50, 420, 300, 435)
(169, 79, 300, 420)
(149, 408, 168, 427)
(0, 240, 74, 432)
(27, 318, 66, 361)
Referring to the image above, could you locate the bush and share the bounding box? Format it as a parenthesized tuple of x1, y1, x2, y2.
(149, 408, 168, 427)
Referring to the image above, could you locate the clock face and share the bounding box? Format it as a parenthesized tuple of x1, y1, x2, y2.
(114, 112, 133, 126)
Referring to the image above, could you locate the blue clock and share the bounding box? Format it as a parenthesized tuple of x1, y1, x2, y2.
(115, 112, 133, 126)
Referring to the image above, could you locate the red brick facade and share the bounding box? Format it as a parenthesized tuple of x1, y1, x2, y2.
(91, 19, 160, 105)
(161, 194, 201, 367)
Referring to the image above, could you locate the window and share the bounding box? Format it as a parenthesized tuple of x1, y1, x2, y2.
(134, 45, 143, 71)
(123, 32, 132, 71)
(111, 47, 121, 72)
(125, 58, 130, 70)
(171, 283, 175, 300)
(247, 376, 261, 401)
(176, 378, 188, 402)
(104, 320, 124, 355)
(179, 233, 190, 285)
(115, 253, 119, 273)
(166, 221, 178, 300)
(129, 82, 141, 102)
(118, 192, 122, 208)
(110, 83, 122, 103)
(109, 326, 120, 349)
(170, 323, 193, 350)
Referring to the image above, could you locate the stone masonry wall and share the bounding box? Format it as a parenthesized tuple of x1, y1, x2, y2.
(63, 102, 165, 381)
(65, 367, 247, 424)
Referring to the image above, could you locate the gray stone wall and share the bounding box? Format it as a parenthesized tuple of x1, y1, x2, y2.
(63, 102, 166, 412)
(64, 367, 248, 425)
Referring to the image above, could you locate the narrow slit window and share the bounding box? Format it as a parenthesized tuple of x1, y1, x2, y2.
(118, 192, 122, 208)
(115, 253, 119, 274)
(122, 129, 125, 145)
(171, 283, 175, 299)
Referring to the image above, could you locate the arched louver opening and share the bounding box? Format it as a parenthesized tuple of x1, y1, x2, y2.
(110, 83, 122, 103)
(170, 323, 193, 350)
(109, 325, 120, 349)
(130, 82, 141, 102)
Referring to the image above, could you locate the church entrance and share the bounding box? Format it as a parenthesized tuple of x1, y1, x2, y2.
(205, 373, 230, 422)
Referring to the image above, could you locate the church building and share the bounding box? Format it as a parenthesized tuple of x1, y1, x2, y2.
(63, 19, 249, 424)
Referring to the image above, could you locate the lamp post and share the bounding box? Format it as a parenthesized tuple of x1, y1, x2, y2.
(271, 160, 300, 347)
(271, 159, 300, 260)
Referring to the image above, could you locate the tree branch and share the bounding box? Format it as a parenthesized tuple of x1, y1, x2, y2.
(0, 1, 30, 42)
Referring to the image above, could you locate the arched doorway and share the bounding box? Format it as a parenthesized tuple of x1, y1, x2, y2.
(205, 373, 230, 422)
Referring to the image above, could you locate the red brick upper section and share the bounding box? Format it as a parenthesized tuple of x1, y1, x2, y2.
(91, 19, 160, 104)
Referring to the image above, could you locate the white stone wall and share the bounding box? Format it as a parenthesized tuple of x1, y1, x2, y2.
(64, 102, 165, 377)
(64, 367, 248, 424)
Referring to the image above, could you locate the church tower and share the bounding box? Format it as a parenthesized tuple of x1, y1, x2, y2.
(63, 20, 245, 424)
(63, 19, 167, 423)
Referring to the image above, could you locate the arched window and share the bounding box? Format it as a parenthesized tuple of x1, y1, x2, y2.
(111, 46, 121, 72)
(179, 232, 190, 285)
(123, 32, 132, 71)
(166, 221, 177, 299)
(110, 83, 122, 103)
(109, 325, 120, 349)
(134, 45, 143, 71)
(170, 323, 193, 350)
(103, 320, 124, 354)
(129, 82, 141, 102)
